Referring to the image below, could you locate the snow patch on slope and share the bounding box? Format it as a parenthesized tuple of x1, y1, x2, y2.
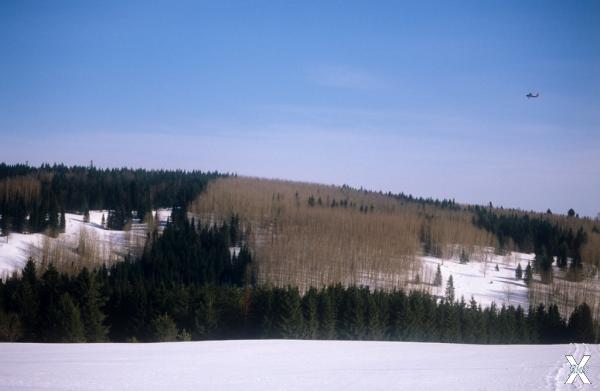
(422, 251, 533, 309)
(0, 209, 171, 277)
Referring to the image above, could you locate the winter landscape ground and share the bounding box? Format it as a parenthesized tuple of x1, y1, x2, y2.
(0, 340, 598, 391)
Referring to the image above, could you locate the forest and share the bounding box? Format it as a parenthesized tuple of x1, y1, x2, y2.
(0, 163, 219, 235)
(191, 177, 496, 290)
(0, 165, 599, 344)
(0, 204, 595, 343)
(473, 207, 587, 269)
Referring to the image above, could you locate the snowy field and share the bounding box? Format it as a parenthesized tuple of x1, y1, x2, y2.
(0, 209, 171, 277)
(0, 340, 598, 390)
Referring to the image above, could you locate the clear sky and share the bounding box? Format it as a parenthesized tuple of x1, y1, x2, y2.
(1, 1, 599, 216)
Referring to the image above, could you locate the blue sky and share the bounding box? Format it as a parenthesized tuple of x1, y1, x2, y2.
(1, 1, 599, 216)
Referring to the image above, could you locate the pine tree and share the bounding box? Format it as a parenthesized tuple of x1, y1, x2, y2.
(515, 263, 523, 280)
(59, 208, 66, 233)
(150, 313, 178, 342)
(18, 259, 39, 340)
(340, 286, 365, 339)
(317, 289, 336, 339)
(75, 269, 108, 342)
(47, 200, 59, 237)
(249, 287, 273, 338)
(459, 249, 469, 264)
(38, 265, 62, 342)
(192, 287, 218, 339)
(445, 275, 455, 303)
(534, 247, 553, 272)
(439, 301, 460, 342)
(524, 262, 532, 285)
(365, 293, 383, 340)
(273, 287, 302, 338)
(433, 265, 442, 286)
(12, 199, 27, 233)
(302, 287, 319, 339)
(57, 293, 86, 343)
(544, 304, 566, 343)
(568, 303, 595, 343)
(557, 242, 568, 268)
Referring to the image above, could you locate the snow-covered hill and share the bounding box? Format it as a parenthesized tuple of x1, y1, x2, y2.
(0, 209, 171, 277)
(0, 340, 597, 390)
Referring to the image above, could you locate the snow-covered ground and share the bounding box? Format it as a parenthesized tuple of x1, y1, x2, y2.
(0, 209, 171, 277)
(421, 251, 534, 309)
(0, 340, 597, 390)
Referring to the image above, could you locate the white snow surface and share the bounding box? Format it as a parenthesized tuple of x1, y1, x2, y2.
(0, 340, 598, 390)
(422, 251, 533, 310)
(0, 209, 171, 277)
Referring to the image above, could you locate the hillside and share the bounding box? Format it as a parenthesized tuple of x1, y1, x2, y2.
(0, 209, 171, 278)
(191, 177, 495, 288)
(1, 171, 598, 344)
(191, 176, 600, 319)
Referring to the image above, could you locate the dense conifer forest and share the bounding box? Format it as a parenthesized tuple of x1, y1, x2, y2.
(473, 207, 587, 269)
(0, 163, 219, 235)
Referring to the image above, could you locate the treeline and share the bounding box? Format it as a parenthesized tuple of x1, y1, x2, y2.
(473, 207, 587, 270)
(0, 263, 595, 343)
(0, 163, 219, 235)
(338, 184, 459, 210)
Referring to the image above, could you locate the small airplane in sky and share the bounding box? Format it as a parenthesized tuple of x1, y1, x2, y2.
(526, 92, 539, 98)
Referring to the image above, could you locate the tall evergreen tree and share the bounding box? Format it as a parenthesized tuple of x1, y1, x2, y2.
(339, 286, 365, 339)
(59, 208, 66, 233)
(302, 287, 319, 339)
(317, 289, 336, 339)
(445, 275, 455, 303)
(557, 242, 568, 268)
(192, 287, 219, 339)
(18, 259, 39, 340)
(74, 269, 108, 342)
(524, 262, 533, 285)
(568, 303, 595, 343)
(365, 293, 383, 340)
(433, 265, 442, 286)
(38, 265, 63, 342)
(56, 293, 86, 343)
(273, 287, 302, 338)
